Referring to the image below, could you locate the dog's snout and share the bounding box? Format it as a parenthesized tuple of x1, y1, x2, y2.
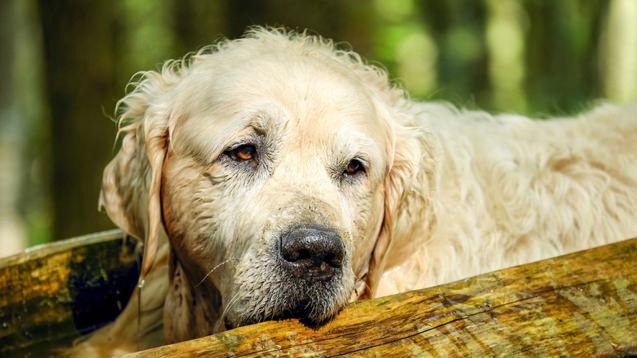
(279, 226, 344, 280)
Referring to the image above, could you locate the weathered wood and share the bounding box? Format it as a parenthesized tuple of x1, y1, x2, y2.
(0, 230, 140, 356)
(128, 238, 637, 357)
(1, 235, 636, 357)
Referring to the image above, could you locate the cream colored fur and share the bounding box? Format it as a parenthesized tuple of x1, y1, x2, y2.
(377, 102, 637, 295)
(69, 28, 637, 356)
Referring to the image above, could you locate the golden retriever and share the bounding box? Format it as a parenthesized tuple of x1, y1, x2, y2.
(72, 27, 637, 355)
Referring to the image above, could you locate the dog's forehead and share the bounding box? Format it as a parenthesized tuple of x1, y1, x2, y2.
(211, 54, 377, 118)
(172, 53, 388, 159)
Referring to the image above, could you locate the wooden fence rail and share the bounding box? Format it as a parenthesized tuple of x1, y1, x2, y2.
(128, 238, 637, 357)
(0, 230, 140, 356)
(1, 233, 636, 356)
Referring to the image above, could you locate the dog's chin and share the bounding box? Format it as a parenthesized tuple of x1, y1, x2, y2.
(225, 300, 339, 330)
(224, 278, 351, 330)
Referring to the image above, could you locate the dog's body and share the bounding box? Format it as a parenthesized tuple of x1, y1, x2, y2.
(71, 28, 637, 356)
(378, 102, 637, 295)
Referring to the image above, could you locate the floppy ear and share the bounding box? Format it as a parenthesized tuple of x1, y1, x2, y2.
(362, 119, 422, 299)
(99, 71, 173, 282)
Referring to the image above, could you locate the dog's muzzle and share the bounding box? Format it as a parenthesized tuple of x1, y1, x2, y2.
(225, 225, 348, 329)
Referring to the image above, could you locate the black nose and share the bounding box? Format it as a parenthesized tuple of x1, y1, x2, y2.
(279, 225, 344, 280)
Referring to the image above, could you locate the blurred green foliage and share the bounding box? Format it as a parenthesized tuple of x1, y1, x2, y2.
(0, 0, 636, 252)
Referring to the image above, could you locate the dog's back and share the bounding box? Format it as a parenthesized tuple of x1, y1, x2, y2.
(377, 102, 637, 295)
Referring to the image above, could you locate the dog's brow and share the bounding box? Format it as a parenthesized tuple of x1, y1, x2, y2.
(249, 123, 268, 136)
(249, 113, 272, 134)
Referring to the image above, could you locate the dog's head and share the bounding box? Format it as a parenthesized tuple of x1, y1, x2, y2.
(100, 28, 423, 340)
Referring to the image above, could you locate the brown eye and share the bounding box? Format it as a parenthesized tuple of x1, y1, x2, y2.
(344, 158, 365, 176)
(227, 144, 257, 162)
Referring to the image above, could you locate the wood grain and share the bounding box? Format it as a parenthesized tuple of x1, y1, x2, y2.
(0, 230, 140, 356)
(127, 238, 637, 357)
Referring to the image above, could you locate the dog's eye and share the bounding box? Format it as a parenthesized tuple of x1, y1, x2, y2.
(226, 144, 257, 162)
(344, 159, 365, 176)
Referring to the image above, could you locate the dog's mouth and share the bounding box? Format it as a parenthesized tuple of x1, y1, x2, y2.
(269, 299, 330, 327)
(223, 274, 350, 331)
(221, 225, 353, 331)
(224, 295, 341, 330)
(223, 317, 235, 330)
(224, 300, 317, 330)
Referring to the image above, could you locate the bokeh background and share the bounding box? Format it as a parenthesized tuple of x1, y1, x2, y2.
(1, 0, 636, 256)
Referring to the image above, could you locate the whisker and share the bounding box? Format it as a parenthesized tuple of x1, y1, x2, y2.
(194, 258, 235, 288)
(216, 292, 242, 330)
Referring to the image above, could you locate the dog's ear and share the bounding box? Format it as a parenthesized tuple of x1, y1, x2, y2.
(99, 71, 173, 281)
(362, 112, 423, 298)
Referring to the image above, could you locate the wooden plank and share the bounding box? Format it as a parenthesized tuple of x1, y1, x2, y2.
(127, 238, 637, 357)
(0, 230, 140, 356)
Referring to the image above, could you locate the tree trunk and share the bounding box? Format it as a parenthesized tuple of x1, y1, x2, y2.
(170, 0, 227, 56)
(224, 0, 372, 53)
(37, 0, 122, 239)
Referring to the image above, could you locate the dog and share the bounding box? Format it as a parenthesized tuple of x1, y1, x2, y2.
(72, 27, 637, 356)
